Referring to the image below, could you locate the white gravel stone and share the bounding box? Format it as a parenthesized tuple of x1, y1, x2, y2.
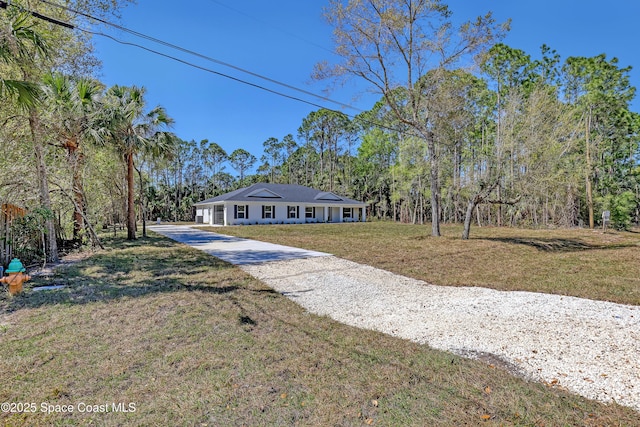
(241, 255, 640, 412)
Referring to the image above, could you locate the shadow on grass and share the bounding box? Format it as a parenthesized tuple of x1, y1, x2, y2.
(481, 237, 635, 252)
(0, 234, 261, 314)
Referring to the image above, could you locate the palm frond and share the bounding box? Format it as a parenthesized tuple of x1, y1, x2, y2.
(0, 78, 41, 108)
(1, 12, 50, 62)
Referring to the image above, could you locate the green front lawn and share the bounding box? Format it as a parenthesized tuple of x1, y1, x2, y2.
(211, 221, 640, 305)
(0, 231, 638, 425)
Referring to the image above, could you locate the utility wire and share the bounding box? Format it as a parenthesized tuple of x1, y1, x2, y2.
(2, 1, 411, 136)
(34, 0, 361, 113)
(83, 28, 335, 112)
(1, 0, 72, 27)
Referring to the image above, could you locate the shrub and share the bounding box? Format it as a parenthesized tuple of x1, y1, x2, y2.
(611, 191, 637, 230)
(600, 191, 637, 230)
(5, 207, 53, 265)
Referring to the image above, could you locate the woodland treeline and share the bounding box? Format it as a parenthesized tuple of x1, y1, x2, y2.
(1, 0, 639, 265)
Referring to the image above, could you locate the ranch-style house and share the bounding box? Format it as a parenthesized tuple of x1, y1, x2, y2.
(194, 183, 367, 226)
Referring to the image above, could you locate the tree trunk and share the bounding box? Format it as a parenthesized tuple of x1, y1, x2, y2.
(585, 107, 595, 229)
(462, 180, 499, 240)
(68, 144, 85, 242)
(497, 184, 503, 227)
(136, 164, 147, 238)
(428, 137, 441, 237)
(54, 182, 104, 250)
(462, 198, 477, 240)
(30, 110, 59, 262)
(453, 143, 461, 223)
(126, 151, 136, 240)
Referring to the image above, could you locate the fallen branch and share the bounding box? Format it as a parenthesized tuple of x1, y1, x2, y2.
(50, 184, 104, 250)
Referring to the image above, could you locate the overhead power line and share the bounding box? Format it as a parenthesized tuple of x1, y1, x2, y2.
(83, 29, 336, 112)
(34, 0, 361, 113)
(1, 0, 72, 27)
(2, 1, 410, 136)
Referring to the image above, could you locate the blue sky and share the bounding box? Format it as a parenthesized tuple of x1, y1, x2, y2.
(91, 1, 640, 168)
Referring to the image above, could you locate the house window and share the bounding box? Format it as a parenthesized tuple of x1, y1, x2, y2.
(305, 207, 315, 218)
(343, 207, 353, 219)
(235, 205, 247, 219)
(288, 206, 299, 219)
(262, 205, 275, 219)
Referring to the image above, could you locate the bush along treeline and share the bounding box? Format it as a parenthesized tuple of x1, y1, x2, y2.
(1, 1, 639, 266)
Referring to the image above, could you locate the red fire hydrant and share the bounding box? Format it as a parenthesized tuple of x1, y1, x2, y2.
(0, 258, 30, 296)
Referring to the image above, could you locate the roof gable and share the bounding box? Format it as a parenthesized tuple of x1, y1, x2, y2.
(314, 192, 343, 201)
(246, 188, 283, 199)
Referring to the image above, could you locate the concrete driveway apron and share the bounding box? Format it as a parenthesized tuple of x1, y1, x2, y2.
(148, 225, 330, 265)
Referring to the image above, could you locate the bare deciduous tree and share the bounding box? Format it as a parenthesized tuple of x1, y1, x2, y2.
(316, 0, 508, 236)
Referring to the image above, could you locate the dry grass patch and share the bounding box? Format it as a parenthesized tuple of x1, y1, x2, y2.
(0, 233, 638, 425)
(211, 222, 640, 305)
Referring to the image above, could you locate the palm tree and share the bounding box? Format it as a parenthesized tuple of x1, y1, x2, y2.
(102, 85, 174, 240)
(42, 72, 105, 242)
(0, 12, 47, 108)
(1, 10, 60, 262)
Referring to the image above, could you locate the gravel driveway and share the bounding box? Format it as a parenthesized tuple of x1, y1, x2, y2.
(153, 225, 640, 412)
(149, 225, 329, 264)
(243, 256, 640, 412)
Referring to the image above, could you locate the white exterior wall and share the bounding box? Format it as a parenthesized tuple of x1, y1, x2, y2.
(340, 207, 363, 223)
(226, 202, 306, 225)
(198, 202, 366, 226)
(304, 206, 325, 222)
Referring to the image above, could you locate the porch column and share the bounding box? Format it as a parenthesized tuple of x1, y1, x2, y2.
(361, 207, 366, 222)
(324, 206, 328, 222)
(338, 206, 343, 223)
(223, 204, 228, 226)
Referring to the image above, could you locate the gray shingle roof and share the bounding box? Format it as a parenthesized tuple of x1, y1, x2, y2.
(195, 183, 365, 206)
